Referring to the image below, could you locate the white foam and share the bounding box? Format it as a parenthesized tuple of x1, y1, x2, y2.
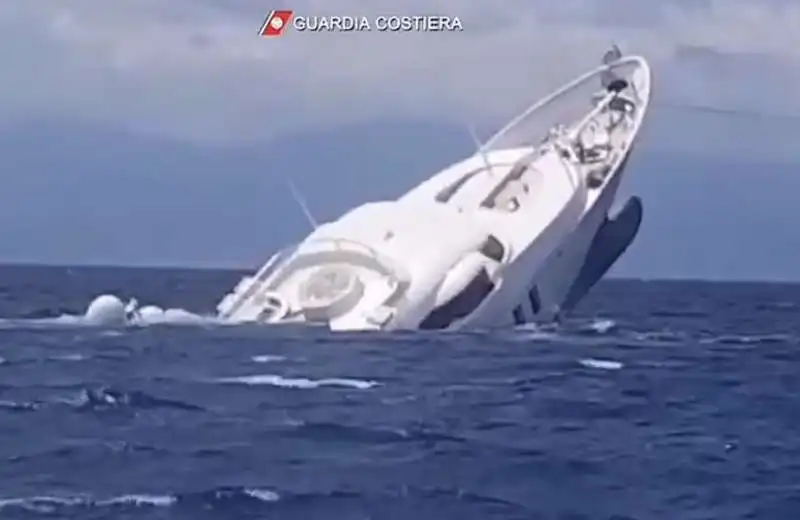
(0, 293, 220, 329)
(579, 358, 624, 370)
(0, 489, 278, 511)
(216, 374, 379, 389)
(251, 355, 286, 363)
(0, 493, 176, 511)
(586, 319, 616, 334)
(0, 495, 87, 510)
(97, 494, 176, 507)
(50, 353, 86, 361)
(243, 488, 280, 502)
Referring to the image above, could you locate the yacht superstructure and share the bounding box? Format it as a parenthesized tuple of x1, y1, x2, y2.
(216, 52, 652, 331)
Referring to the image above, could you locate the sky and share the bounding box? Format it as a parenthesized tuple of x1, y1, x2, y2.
(0, 0, 800, 280)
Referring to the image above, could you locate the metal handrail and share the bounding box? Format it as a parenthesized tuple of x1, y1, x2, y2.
(481, 56, 648, 153)
(234, 238, 406, 306)
(552, 141, 581, 189)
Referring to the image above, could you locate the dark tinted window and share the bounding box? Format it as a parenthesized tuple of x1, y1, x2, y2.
(480, 235, 505, 262)
(513, 305, 525, 325)
(420, 269, 495, 330)
(528, 286, 541, 314)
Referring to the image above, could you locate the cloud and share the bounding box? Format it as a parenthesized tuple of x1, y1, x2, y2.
(2, 0, 800, 144)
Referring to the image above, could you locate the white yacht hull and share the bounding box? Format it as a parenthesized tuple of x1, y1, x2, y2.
(451, 147, 637, 329)
(520, 160, 636, 325)
(215, 53, 652, 332)
(561, 194, 642, 313)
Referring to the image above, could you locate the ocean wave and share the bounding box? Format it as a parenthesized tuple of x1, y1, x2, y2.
(214, 374, 379, 389)
(71, 387, 205, 412)
(277, 420, 464, 446)
(0, 486, 279, 514)
(0, 400, 38, 412)
(578, 358, 624, 370)
(251, 354, 286, 363)
(0, 387, 203, 415)
(0, 485, 533, 517)
(699, 333, 796, 345)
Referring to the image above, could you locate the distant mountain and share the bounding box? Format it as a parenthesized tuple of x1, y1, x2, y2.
(0, 117, 798, 279)
(0, 118, 471, 267)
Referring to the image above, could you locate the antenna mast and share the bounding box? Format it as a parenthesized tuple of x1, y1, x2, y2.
(467, 124, 495, 176)
(286, 178, 318, 230)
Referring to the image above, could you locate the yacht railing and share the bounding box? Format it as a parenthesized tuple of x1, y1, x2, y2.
(502, 67, 640, 192)
(287, 238, 388, 266)
(569, 89, 618, 141)
(221, 237, 412, 320)
(552, 142, 581, 190)
(219, 245, 299, 317)
(261, 238, 408, 290)
(479, 56, 646, 155)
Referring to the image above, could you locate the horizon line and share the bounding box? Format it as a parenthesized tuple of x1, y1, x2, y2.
(0, 261, 797, 286)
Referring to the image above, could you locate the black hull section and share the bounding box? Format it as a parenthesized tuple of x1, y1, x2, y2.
(561, 196, 643, 312)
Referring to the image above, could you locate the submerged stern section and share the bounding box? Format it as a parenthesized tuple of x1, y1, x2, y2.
(561, 195, 643, 311)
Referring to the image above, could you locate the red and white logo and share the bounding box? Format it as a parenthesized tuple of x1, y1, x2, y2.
(259, 10, 293, 36)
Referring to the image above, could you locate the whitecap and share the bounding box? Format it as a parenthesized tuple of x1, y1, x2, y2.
(251, 355, 286, 363)
(243, 488, 280, 502)
(700, 333, 793, 345)
(97, 494, 176, 507)
(585, 319, 616, 334)
(579, 358, 624, 370)
(51, 353, 86, 361)
(0, 495, 86, 511)
(0, 400, 38, 411)
(0, 489, 278, 511)
(508, 322, 558, 342)
(216, 374, 379, 389)
(0, 493, 174, 511)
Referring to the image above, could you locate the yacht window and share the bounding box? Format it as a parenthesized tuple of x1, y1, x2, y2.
(479, 235, 505, 262)
(513, 305, 525, 325)
(528, 285, 541, 314)
(256, 295, 286, 321)
(435, 170, 481, 203)
(419, 268, 495, 330)
(609, 96, 633, 113)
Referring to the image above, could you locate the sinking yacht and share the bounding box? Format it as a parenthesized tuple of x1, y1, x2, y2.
(216, 51, 652, 331)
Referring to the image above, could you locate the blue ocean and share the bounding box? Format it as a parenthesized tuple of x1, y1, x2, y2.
(0, 264, 798, 519)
